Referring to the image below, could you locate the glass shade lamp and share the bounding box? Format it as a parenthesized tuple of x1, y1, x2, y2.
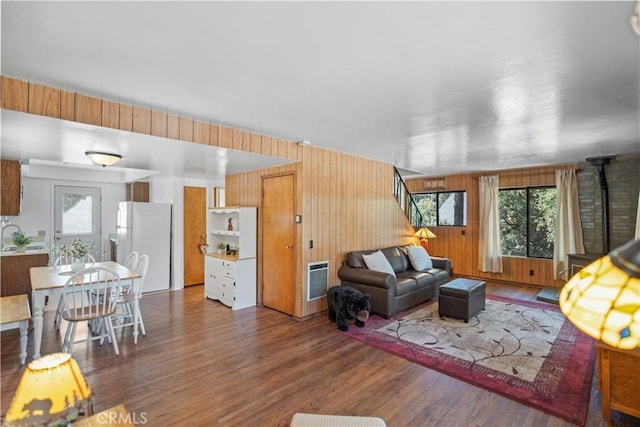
(5, 353, 93, 426)
(414, 227, 436, 250)
(559, 239, 640, 349)
(85, 151, 122, 167)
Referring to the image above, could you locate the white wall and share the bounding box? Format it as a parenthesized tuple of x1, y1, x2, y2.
(4, 177, 125, 262)
(149, 175, 223, 291)
(5, 174, 223, 291)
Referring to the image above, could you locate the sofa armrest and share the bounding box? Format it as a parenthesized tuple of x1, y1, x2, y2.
(431, 256, 451, 274)
(337, 263, 394, 289)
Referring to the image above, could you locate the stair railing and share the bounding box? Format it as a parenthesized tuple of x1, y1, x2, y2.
(393, 167, 423, 227)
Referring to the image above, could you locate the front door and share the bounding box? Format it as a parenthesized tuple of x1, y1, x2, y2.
(262, 174, 295, 315)
(53, 185, 102, 261)
(183, 186, 206, 286)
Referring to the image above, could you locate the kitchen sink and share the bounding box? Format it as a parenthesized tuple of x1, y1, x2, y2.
(1, 244, 47, 252)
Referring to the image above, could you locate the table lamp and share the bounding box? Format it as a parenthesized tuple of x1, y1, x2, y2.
(559, 238, 640, 349)
(4, 353, 93, 426)
(414, 227, 436, 251)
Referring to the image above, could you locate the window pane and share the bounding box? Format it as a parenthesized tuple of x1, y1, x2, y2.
(62, 193, 94, 234)
(499, 189, 527, 256)
(528, 187, 556, 258)
(413, 193, 437, 226)
(438, 191, 467, 226)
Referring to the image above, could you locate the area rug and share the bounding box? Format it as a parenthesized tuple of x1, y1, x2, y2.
(343, 295, 596, 425)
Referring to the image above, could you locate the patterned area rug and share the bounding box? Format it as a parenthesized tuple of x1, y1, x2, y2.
(343, 295, 596, 425)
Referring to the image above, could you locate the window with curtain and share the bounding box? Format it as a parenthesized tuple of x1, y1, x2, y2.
(499, 186, 557, 259)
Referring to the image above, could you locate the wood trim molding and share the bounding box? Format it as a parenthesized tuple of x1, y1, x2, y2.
(0, 76, 301, 160)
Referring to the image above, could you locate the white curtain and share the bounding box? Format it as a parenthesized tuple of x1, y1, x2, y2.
(553, 169, 585, 280)
(478, 176, 503, 273)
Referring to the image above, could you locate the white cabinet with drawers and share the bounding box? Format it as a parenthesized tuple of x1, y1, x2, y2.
(204, 207, 257, 310)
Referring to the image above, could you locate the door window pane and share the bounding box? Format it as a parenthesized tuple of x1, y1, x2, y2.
(62, 193, 94, 234)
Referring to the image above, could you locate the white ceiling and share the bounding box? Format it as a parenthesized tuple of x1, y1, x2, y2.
(1, 1, 639, 180)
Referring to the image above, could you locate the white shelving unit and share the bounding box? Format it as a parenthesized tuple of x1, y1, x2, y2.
(204, 207, 257, 310)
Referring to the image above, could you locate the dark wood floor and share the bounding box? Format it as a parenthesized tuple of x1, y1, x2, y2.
(2, 282, 639, 426)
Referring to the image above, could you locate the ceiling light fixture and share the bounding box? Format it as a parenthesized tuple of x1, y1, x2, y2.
(85, 151, 122, 167)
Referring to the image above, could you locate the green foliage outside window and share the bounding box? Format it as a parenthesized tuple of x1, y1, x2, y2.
(412, 191, 466, 226)
(499, 187, 556, 258)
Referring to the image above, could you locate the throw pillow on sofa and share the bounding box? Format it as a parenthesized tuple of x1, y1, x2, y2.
(407, 245, 433, 271)
(362, 250, 396, 276)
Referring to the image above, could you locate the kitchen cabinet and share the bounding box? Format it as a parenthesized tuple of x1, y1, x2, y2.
(204, 255, 256, 310)
(204, 207, 256, 309)
(1, 159, 21, 216)
(126, 182, 149, 202)
(1, 253, 49, 305)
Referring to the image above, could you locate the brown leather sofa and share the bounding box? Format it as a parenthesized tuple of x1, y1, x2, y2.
(337, 245, 451, 318)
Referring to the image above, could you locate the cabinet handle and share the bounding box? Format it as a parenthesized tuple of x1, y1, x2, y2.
(285, 243, 293, 249)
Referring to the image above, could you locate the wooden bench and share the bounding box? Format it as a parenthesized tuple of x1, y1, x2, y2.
(1, 294, 31, 364)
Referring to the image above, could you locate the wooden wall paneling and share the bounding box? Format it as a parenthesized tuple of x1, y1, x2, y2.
(101, 100, 120, 129)
(209, 124, 219, 146)
(60, 90, 76, 121)
(279, 139, 291, 159)
(249, 132, 262, 153)
(231, 129, 244, 151)
(133, 107, 152, 134)
(1, 77, 28, 112)
(193, 120, 211, 145)
(322, 149, 331, 266)
(151, 111, 168, 138)
(241, 131, 252, 152)
(28, 83, 60, 118)
(134, 107, 153, 134)
(217, 126, 232, 149)
(178, 116, 192, 142)
(119, 104, 133, 131)
(75, 94, 102, 126)
(261, 135, 272, 156)
(329, 150, 339, 282)
(167, 114, 180, 140)
(269, 137, 280, 157)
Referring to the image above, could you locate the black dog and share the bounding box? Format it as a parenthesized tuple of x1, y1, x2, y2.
(327, 285, 370, 331)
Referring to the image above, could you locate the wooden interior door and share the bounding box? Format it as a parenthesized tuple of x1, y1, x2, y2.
(262, 174, 295, 315)
(183, 186, 206, 286)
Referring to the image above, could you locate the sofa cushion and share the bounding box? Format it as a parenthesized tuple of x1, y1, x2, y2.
(362, 250, 396, 276)
(381, 246, 410, 274)
(406, 246, 433, 271)
(395, 277, 418, 296)
(398, 270, 435, 289)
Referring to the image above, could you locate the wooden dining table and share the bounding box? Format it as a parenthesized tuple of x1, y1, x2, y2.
(29, 261, 142, 358)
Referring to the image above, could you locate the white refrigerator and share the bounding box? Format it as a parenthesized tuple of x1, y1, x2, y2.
(116, 202, 171, 293)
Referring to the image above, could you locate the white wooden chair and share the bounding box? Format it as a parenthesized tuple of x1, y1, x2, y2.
(53, 253, 96, 329)
(123, 251, 139, 269)
(112, 254, 149, 341)
(60, 266, 123, 355)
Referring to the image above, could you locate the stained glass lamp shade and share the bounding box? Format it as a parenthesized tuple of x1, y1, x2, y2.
(559, 238, 640, 349)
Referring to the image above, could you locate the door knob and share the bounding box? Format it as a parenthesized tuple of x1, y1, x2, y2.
(285, 243, 293, 249)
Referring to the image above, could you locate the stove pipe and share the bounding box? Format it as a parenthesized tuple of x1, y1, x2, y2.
(586, 156, 614, 254)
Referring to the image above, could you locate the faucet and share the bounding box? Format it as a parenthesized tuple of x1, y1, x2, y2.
(1, 223, 22, 251)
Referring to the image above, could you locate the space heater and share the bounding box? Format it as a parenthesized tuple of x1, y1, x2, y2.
(307, 261, 329, 301)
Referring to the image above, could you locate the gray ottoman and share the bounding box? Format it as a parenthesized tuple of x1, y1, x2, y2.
(439, 278, 486, 322)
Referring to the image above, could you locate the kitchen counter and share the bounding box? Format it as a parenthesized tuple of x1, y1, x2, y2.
(0, 244, 49, 257)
